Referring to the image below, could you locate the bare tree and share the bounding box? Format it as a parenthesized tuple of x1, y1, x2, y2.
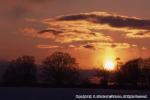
(3, 56, 37, 85)
(41, 52, 79, 86)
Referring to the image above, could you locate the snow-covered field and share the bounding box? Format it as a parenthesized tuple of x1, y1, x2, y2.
(0, 87, 149, 100)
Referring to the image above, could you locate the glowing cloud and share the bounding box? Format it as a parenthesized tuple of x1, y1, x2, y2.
(21, 11, 150, 52)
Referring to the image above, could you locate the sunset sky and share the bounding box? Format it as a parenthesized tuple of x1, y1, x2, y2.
(0, 0, 150, 69)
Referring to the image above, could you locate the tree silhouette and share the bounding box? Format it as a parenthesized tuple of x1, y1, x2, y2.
(117, 58, 142, 86)
(3, 56, 37, 85)
(139, 58, 150, 88)
(41, 52, 79, 86)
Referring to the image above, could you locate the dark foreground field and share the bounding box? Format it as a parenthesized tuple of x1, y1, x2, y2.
(0, 87, 149, 100)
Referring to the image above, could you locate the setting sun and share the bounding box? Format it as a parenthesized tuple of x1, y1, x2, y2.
(103, 59, 116, 71)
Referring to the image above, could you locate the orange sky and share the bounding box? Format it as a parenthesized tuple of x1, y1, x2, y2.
(0, 0, 150, 69)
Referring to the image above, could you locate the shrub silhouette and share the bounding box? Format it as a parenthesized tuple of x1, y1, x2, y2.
(41, 52, 79, 86)
(3, 56, 37, 85)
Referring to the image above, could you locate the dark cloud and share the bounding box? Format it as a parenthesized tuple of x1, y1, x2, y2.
(111, 44, 117, 48)
(83, 44, 95, 50)
(57, 12, 150, 30)
(38, 29, 62, 35)
(135, 30, 150, 36)
(81, 42, 132, 50)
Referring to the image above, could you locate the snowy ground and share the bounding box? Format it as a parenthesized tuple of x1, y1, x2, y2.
(0, 87, 149, 100)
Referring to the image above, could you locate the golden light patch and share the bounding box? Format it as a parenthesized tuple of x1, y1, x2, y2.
(102, 48, 116, 71)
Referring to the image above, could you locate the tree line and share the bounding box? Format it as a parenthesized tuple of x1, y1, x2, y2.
(1, 52, 150, 88)
(2, 52, 79, 86)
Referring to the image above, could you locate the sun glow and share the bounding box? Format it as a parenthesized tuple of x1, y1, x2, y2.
(103, 59, 116, 71)
(103, 48, 116, 71)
